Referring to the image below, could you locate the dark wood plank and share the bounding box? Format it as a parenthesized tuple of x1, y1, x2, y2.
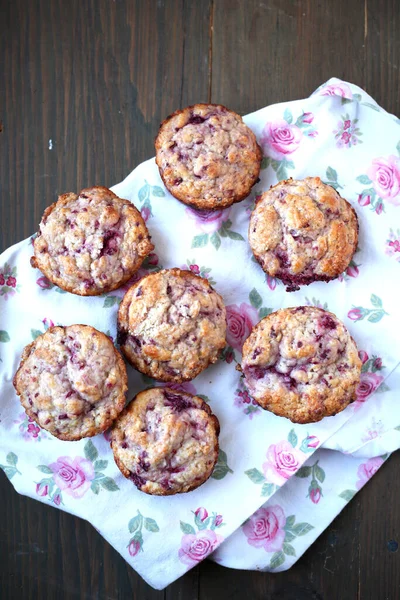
(1, 0, 400, 598)
(0, 0, 212, 254)
(211, 0, 400, 116)
(0, 0, 211, 598)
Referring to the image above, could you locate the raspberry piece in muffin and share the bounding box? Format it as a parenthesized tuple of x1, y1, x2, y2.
(13, 325, 128, 440)
(249, 177, 358, 291)
(240, 307, 361, 424)
(31, 186, 154, 296)
(117, 268, 226, 382)
(110, 387, 220, 495)
(155, 103, 262, 210)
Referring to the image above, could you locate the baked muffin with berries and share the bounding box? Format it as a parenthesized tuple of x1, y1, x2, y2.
(13, 325, 128, 440)
(31, 186, 154, 295)
(117, 268, 226, 382)
(155, 103, 262, 210)
(249, 177, 358, 291)
(240, 307, 361, 423)
(110, 387, 220, 495)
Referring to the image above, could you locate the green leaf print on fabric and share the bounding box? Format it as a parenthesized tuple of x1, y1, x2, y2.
(324, 166, 343, 190)
(211, 449, 234, 480)
(127, 510, 160, 556)
(0, 452, 22, 480)
(348, 294, 388, 323)
(137, 180, 165, 218)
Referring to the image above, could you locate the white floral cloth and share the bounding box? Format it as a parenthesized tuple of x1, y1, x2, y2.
(0, 79, 399, 589)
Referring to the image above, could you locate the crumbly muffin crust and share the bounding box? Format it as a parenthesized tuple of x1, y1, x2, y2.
(240, 307, 361, 424)
(13, 325, 128, 440)
(117, 268, 226, 382)
(249, 177, 358, 291)
(110, 387, 220, 495)
(155, 103, 262, 210)
(31, 186, 154, 296)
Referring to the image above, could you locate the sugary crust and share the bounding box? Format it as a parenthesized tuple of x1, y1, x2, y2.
(240, 307, 362, 424)
(31, 186, 154, 296)
(249, 177, 358, 291)
(117, 268, 226, 382)
(110, 387, 220, 495)
(13, 325, 128, 440)
(155, 103, 262, 210)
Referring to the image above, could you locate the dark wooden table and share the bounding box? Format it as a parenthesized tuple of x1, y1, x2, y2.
(1, 1, 400, 598)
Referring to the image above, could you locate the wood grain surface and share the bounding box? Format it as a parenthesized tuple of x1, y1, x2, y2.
(1, 0, 400, 598)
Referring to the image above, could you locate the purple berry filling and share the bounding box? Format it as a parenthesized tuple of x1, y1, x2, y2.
(163, 390, 194, 412)
(117, 329, 128, 346)
(187, 114, 206, 125)
(130, 472, 146, 489)
(319, 314, 337, 330)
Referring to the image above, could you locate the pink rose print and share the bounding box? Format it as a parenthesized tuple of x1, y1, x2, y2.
(186, 206, 231, 234)
(302, 112, 314, 124)
(42, 318, 55, 329)
(260, 119, 302, 160)
(367, 156, 400, 205)
(141, 206, 150, 222)
(36, 482, 49, 497)
(189, 264, 200, 274)
(373, 357, 382, 369)
(234, 387, 261, 419)
(346, 264, 359, 278)
(242, 505, 286, 552)
(320, 82, 353, 99)
(225, 348, 234, 364)
(179, 529, 224, 567)
(333, 114, 362, 149)
(309, 487, 321, 504)
(53, 494, 62, 506)
(27, 421, 40, 438)
(304, 435, 319, 450)
(389, 240, 400, 251)
(356, 372, 384, 401)
(358, 194, 371, 207)
(356, 457, 384, 490)
(215, 515, 223, 527)
(14, 413, 46, 442)
(386, 230, 400, 262)
(263, 441, 304, 486)
(358, 350, 369, 364)
(347, 308, 363, 321)
(128, 539, 141, 557)
(375, 203, 384, 215)
(267, 275, 278, 291)
(361, 418, 385, 443)
(50, 456, 95, 499)
(195, 507, 208, 522)
(146, 253, 159, 266)
(36, 276, 53, 289)
(6, 276, 16, 288)
(0, 274, 4, 286)
(226, 303, 258, 352)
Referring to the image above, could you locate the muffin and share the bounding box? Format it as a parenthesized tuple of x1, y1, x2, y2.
(117, 268, 226, 382)
(31, 186, 154, 296)
(110, 387, 220, 495)
(13, 325, 128, 440)
(240, 307, 361, 424)
(155, 103, 262, 210)
(249, 177, 358, 291)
